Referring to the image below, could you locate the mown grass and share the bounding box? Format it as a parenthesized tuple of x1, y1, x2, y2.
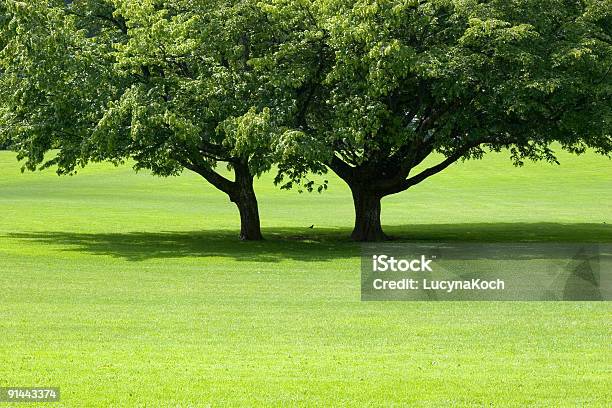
(0, 149, 610, 407)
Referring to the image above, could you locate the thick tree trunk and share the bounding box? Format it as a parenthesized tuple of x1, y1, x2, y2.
(232, 164, 263, 241)
(235, 190, 262, 241)
(350, 189, 387, 241)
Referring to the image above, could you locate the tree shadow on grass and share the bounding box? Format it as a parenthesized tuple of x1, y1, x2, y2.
(7, 228, 357, 263)
(4, 222, 611, 262)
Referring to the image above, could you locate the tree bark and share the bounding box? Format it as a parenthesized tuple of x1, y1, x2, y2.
(350, 189, 387, 241)
(232, 163, 263, 241)
(328, 157, 389, 241)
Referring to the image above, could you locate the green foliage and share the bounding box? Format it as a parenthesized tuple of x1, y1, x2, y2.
(1, 0, 126, 171)
(270, 0, 611, 188)
(0, 0, 286, 179)
(1, 0, 610, 197)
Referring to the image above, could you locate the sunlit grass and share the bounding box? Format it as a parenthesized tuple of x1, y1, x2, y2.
(0, 150, 610, 406)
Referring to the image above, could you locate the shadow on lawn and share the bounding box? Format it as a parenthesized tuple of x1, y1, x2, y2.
(4, 222, 611, 262)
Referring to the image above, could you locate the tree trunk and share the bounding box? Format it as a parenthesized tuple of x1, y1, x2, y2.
(183, 159, 263, 240)
(235, 191, 262, 241)
(232, 164, 263, 241)
(350, 189, 387, 241)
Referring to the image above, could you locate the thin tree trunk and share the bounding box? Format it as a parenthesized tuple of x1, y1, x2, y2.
(350, 189, 387, 241)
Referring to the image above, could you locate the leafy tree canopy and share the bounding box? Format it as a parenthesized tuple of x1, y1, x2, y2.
(0, 0, 295, 239)
(268, 0, 611, 240)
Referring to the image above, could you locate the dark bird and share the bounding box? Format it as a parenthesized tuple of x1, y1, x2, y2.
(308, 225, 314, 229)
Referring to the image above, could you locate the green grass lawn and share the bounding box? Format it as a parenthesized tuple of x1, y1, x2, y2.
(0, 150, 610, 407)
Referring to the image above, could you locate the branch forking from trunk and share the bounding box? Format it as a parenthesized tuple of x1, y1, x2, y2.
(183, 159, 263, 241)
(330, 141, 481, 241)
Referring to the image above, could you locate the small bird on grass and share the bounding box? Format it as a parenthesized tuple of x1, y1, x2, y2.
(308, 225, 314, 229)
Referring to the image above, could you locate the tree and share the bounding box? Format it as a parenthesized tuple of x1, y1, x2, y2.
(0, 0, 287, 240)
(272, 0, 612, 241)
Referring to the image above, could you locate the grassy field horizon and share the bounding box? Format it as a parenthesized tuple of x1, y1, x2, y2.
(0, 149, 610, 406)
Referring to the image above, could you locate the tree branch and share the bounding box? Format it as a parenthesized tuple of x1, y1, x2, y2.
(182, 161, 236, 196)
(382, 141, 480, 196)
(328, 154, 353, 183)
